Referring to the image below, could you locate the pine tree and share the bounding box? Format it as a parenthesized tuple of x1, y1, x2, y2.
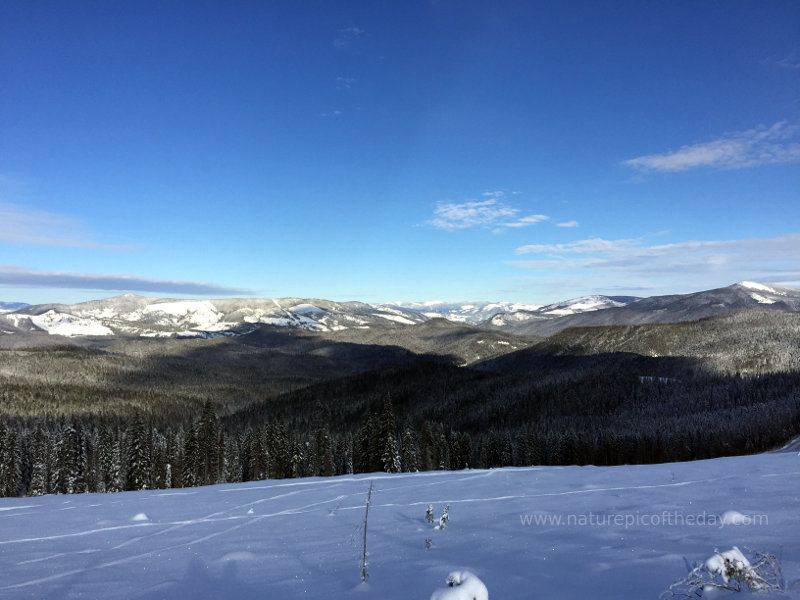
(401, 428, 420, 472)
(223, 434, 240, 483)
(249, 428, 265, 481)
(312, 402, 335, 477)
(355, 412, 375, 473)
(381, 431, 401, 473)
(1, 426, 20, 497)
(373, 395, 400, 473)
(335, 433, 354, 475)
(420, 422, 437, 471)
(110, 438, 124, 492)
(28, 426, 48, 497)
(290, 433, 305, 478)
(265, 421, 291, 479)
(126, 412, 151, 491)
(55, 420, 85, 494)
(198, 400, 219, 485)
(182, 426, 199, 488)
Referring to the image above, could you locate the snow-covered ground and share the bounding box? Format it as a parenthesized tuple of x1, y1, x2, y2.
(1, 453, 798, 599)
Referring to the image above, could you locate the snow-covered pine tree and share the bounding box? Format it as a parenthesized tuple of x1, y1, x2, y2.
(437, 504, 450, 530)
(96, 426, 114, 493)
(28, 426, 48, 497)
(426, 504, 435, 524)
(355, 412, 375, 473)
(248, 428, 265, 481)
(125, 412, 151, 491)
(222, 433, 239, 483)
(55, 420, 85, 494)
(290, 433, 305, 478)
(198, 400, 219, 486)
(401, 427, 420, 472)
(379, 395, 400, 473)
(381, 432, 401, 473)
(182, 426, 200, 487)
(1, 426, 20, 497)
(107, 438, 123, 492)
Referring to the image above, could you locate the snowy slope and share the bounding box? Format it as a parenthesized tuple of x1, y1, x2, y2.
(1, 453, 798, 599)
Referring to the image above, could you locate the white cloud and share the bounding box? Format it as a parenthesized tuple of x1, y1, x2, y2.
(428, 197, 550, 231)
(622, 122, 800, 172)
(556, 220, 579, 228)
(502, 214, 549, 228)
(0, 265, 255, 296)
(0, 202, 130, 250)
(509, 233, 800, 298)
(509, 233, 800, 294)
(430, 199, 516, 230)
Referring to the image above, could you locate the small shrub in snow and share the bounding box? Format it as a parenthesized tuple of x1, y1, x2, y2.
(662, 546, 784, 598)
(426, 504, 435, 524)
(430, 570, 488, 600)
(436, 504, 450, 530)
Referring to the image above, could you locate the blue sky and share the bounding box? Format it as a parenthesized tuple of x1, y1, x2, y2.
(1, 1, 799, 305)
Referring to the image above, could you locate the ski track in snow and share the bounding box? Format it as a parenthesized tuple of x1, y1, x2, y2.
(3, 489, 351, 590)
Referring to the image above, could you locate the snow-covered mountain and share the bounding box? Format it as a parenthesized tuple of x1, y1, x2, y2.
(0, 295, 427, 339)
(3, 282, 797, 340)
(378, 301, 542, 325)
(1, 452, 798, 599)
(483, 294, 640, 329)
(485, 282, 800, 337)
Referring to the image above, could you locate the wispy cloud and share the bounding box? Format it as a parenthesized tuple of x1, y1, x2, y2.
(622, 122, 800, 172)
(557, 220, 579, 228)
(0, 265, 256, 296)
(428, 193, 550, 231)
(776, 51, 800, 70)
(336, 76, 356, 90)
(334, 26, 365, 49)
(509, 233, 800, 294)
(0, 202, 131, 250)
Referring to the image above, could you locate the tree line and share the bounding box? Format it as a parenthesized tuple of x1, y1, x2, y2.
(1, 365, 799, 497)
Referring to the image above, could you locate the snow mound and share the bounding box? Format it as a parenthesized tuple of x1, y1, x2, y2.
(720, 510, 750, 525)
(131, 513, 149, 521)
(430, 571, 488, 600)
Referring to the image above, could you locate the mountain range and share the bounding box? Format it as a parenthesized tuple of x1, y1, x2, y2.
(1, 282, 797, 343)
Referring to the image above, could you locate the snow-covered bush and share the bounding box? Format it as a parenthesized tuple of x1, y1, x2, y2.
(430, 570, 488, 600)
(662, 546, 784, 598)
(426, 504, 435, 524)
(436, 504, 450, 530)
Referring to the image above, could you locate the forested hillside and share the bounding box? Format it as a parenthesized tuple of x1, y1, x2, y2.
(1, 300, 799, 497)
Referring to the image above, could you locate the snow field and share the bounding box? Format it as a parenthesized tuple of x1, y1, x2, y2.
(0, 453, 798, 599)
